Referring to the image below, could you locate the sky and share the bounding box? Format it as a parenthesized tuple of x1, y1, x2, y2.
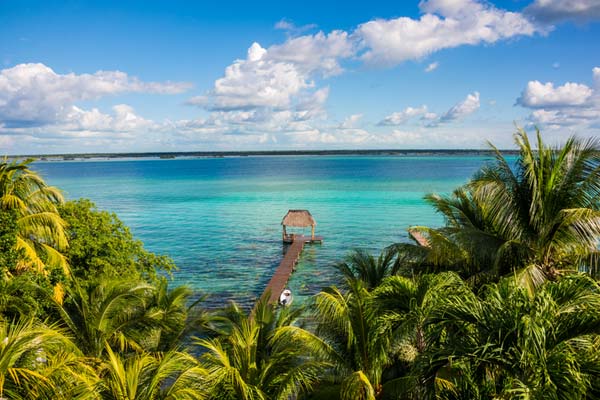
(1, 0, 600, 154)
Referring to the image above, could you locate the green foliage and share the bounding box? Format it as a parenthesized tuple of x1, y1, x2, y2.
(197, 296, 327, 400)
(0, 319, 97, 399)
(395, 129, 600, 288)
(0, 275, 48, 320)
(59, 199, 175, 282)
(0, 158, 68, 276)
(336, 247, 400, 290)
(310, 282, 388, 399)
(0, 129, 599, 398)
(99, 345, 205, 400)
(53, 278, 158, 358)
(420, 274, 600, 399)
(50, 275, 213, 361)
(0, 209, 20, 275)
(310, 271, 469, 399)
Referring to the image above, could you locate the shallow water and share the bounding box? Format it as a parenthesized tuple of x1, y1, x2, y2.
(34, 155, 488, 307)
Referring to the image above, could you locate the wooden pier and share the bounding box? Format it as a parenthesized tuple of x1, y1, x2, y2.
(262, 235, 323, 304)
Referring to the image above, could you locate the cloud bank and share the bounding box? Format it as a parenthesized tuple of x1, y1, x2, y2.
(0, 63, 190, 129)
(4, 0, 598, 152)
(518, 67, 600, 129)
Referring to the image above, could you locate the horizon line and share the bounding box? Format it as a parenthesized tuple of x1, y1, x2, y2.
(5, 148, 522, 160)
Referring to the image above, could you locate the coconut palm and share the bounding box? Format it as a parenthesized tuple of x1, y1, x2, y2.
(52, 279, 157, 359)
(140, 279, 215, 352)
(308, 272, 466, 400)
(336, 247, 400, 290)
(197, 296, 326, 400)
(371, 272, 468, 398)
(398, 129, 600, 288)
(100, 345, 205, 400)
(395, 188, 510, 285)
(415, 274, 600, 399)
(0, 159, 68, 278)
(309, 281, 390, 400)
(0, 319, 98, 399)
(473, 130, 600, 282)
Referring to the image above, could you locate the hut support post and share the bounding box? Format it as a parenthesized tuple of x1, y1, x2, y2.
(311, 225, 315, 240)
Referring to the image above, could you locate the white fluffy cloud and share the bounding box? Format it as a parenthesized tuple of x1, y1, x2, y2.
(379, 105, 431, 126)
(2, 104, 157, 141)
(525, 0, 600, 23)
(184, 0, 537, 148)
(0, 63, 193, 151)
(593, 67, 600, 85)
(379, 93, 479, 128)
(519, 67, 600, 128)
(201, 42, 310, 111)
(438, 92, 480, 123)
(516, 81, 593, 108)
(293, 87, 330, 121)
(268, 30, 355, 77)
(186, 32, 352, 142)
(379, 126, 492, 147)
(63, 104, 156, 133)
(195, 30, 354, 114)
(1, 0, 577, 152)
(0, 63, 191, 128)
(357, 0, 536, 65)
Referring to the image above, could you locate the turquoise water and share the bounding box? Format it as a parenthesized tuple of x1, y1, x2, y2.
(34, 156, 488, 307)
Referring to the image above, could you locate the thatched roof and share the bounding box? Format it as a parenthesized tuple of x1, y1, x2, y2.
(281, 210, 316, 227)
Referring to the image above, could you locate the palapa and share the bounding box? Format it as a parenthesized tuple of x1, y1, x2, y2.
(281, 210, 316, 241)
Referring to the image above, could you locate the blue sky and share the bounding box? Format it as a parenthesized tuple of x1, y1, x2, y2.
(1, 0, 599, 153)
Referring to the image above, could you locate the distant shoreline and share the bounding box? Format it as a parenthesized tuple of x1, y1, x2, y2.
(8, 149, 520, 162)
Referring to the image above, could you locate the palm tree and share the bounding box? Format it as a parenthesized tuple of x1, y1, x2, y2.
(141, 279, 215, 352)
(395, 188, 509, 285)
(0, 319, 97, 399)
(197, 296, 326, 400)
(100, 345, 205, 400)
(52, 279, 157, 359)
(398, 129, 600, 288)
(309, 281, 389, 400)
(0, 159, 68, 278)
(416, 274, 600, 399)
(308, 272, 467, 400)
(473, 130, 600, 283)
(371, 272, 468, 398)
(335, 247, 400, 290)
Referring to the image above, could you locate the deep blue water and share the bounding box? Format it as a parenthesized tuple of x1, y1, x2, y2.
(34, 156, 489, 307)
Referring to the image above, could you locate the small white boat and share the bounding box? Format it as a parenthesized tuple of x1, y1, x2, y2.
(279, 289, 293, 306)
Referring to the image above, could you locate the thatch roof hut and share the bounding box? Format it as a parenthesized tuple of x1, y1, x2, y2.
(281, 210, 316, 241)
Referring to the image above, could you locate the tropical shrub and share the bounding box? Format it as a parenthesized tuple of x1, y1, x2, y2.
(59, 199, 175, 282)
